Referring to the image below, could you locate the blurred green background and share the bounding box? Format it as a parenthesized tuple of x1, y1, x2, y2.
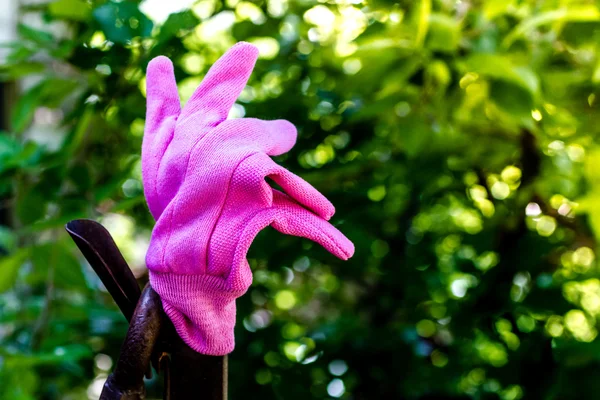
(2, 0, 600, 398)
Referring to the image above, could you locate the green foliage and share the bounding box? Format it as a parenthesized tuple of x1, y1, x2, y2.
(93, 2, 154, 44)
(2, 0, 600, 398)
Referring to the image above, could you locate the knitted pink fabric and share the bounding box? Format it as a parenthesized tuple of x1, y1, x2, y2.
(142, 42, 354, 355)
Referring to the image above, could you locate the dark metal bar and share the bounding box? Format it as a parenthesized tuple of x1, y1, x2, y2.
(165, 327, 228, 399)
(101, 284, 163, 400)
(65, 219, 227, 399)
(66, 219, 141, 320)
(101, 285, 228, 400)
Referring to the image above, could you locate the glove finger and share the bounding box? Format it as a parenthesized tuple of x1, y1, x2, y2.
(226, 191, 353, 291)
(142, 116, 176, 219)
(143, 56, 181, 219)
(178, 42, 259, 128)
(214, 118, 297, 156)
(270, 190, 354, 260)
(210, 150, 334, 278)
(145, 56, 181, 135)
(248, 153, 334, 220)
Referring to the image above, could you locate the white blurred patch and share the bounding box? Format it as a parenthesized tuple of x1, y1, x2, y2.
(0, 0, 18, 63)
(140, 0, 196, 24)
(227, 103, 246, 119)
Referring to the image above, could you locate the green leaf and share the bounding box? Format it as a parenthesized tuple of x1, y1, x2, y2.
(579, 147, 600, 238)
(11, 78, 79, 132)
(0, 248, 29, 293)
(426, 13, 461, 52)
(0, 135, 21, 164)
(15, 186, 46, 226)
(5, 141, 44, 171)
(0, 226, 16, 253)
(41, 79, 81, 109)
(93, 1, 154, 45)
(489, 80, 533, 119)
(0, 62, 45, 81)
(3, 344, 92, 367)
(11, 86, 40, 133)
(94, 156, 139, 201)
(50, 40, 76, 59)
(503, 5, 600, 48)
(397, 116, 432, 158)
(111, 195, 145, 212)
(0, 136, 41, 175)
(462, 53, 540, 96)
(592, 59, 600, 84)
(17, 24, 54, 45)
(157, 10, 200, 42)
(0, 364, 39, 399)
(483, 0, 515, 20)
(30, 243, 88, 290)
(3, 43, 36, 64)
(23, 213, 81, 233)
(63, 106, 94, 155)
(48, 0, 91, 21)
(414, 0, 432, 48)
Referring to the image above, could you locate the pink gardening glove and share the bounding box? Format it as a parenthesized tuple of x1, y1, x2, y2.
(142, 42, 354, 355)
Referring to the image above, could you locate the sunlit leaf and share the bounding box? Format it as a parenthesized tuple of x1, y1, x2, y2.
(414, 0, 431, 47)
(17, 24, 54, 45)
(0, 248, 29, 293)
(48, 0, 92, 21)
(0, 62, 45, 81)
(156, 10, 199, 43)
(93, 1, 154, 44)
(462, 53, 540, 96)
(503, 5, 600, 48)
(426, 13, 461, 52)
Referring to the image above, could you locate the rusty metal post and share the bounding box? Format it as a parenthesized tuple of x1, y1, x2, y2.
(66, 219, 227, 399)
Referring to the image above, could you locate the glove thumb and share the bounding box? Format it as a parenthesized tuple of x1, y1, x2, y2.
(227, 191, 354, 290)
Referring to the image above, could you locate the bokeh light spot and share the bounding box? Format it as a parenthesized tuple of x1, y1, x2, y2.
(536, 216, 557, 237)
(367, 185, 387, 202)
(416, 320, 436, 338)
(275, 290, 297, 310)
(431, 350, 449, 367)
(491, 181, 510, 200)
(328, 360, 348, 376)
(327, 378, 345, 398)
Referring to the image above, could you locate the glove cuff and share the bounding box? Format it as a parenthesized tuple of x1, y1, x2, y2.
(149, 270, 248, 355)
